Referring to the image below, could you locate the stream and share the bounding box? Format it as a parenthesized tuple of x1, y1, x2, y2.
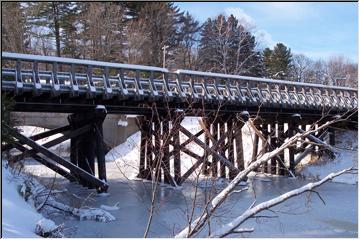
(49, 175, 357, 238)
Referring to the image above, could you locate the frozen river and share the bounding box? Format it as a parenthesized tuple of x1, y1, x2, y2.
(51, 175, 357, 238)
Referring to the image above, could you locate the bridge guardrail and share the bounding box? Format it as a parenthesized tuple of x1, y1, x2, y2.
(1, 52, 358, 111)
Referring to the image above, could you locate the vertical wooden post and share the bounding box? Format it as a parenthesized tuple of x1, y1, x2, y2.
(288, 114, 300, 176)
(260, 122, 269, 174)
(94, 108, 107, 182)
(277, 122, 286, 176)
(211, 120, 218, 177)
(270, 123, 277, 175)
(154, 117, 162, 182)
(173, 111, 183, 185)
(202, 117, 210, 175)
(219, 119, 226, 178)
(145, 118, 153, 180)
(251, 125, 260, 172)
(227, 117, 236, 179)
(137, 117, 146, 179)
(162, 118, 172, 184)
(234, 120, 244, 172)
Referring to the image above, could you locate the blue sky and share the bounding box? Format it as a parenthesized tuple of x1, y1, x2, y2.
(176, 2, 358, 62)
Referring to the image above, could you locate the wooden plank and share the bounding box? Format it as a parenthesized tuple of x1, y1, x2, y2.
(4, 124, 108, 192)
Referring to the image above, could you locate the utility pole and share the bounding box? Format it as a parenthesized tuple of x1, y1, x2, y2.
(162, 45, 169, 68)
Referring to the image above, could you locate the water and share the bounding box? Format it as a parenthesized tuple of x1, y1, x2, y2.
(51, 176, 358, 238)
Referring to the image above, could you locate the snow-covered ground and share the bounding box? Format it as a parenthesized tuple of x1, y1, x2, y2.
(2, 163, 42, 238)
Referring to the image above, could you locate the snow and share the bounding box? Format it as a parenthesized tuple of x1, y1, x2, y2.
(2, 164, 42, 238)
(35, 218, 58, 233)
(117, 119, 128, 127)
(2, 52, 168, 73)
(300, 130, 358, 184)
(176, 69, 357, 91)
(100, 204, 120, 211)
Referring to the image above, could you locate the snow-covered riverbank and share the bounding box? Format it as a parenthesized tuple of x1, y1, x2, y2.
(2, 164, 42, 237)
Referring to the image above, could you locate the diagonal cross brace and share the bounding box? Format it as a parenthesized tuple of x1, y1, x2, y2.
(3, 124, 108, 192)
(179, 126, 240, 174)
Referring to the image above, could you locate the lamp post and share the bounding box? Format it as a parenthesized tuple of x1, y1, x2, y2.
(162, 45, 169, 68)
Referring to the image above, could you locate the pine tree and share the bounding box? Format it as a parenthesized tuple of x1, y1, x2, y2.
(27, 2, 78, 57)
(198, 14, 263, 76)
(175, 12, 201, 69)
(270, 43, 293, 79)
(263, 47, 273, 78)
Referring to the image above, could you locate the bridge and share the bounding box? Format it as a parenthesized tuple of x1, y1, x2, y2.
(2, 52, 358, 192)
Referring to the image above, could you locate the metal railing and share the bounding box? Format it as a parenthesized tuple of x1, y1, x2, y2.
(1, 52, 358, 110)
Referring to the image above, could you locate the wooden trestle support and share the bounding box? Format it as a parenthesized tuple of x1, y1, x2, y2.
(3, 107, 109, 192)
(135, 111, 339, 186)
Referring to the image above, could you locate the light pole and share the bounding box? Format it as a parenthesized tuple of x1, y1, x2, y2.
(162, 45, 169, 68)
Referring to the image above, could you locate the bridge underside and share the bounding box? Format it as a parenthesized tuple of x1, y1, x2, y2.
(7, 93, 358, 123)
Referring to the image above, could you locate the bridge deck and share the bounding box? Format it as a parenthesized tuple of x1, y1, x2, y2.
(2, 52, 357, 116)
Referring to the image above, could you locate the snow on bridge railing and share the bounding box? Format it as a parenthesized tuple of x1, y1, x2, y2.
(1, 52, 358, 110)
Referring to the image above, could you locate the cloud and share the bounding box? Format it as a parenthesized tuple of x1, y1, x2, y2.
(251, 2, 315, 21)
(255, 29, 276, 48)
(224, 7, 277, 49)
(225, 7, 256, 29)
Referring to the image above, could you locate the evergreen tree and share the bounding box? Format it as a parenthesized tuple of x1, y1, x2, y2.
(27, 2, 78, 57)
(175, 12, 201, 69)
(198, 14, 263, 76)
(262, 47, 273, 78)
(263, 43, 293, 79)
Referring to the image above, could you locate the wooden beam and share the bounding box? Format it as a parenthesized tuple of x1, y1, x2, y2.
(179, 126, 239, 174)
(11, 124, 92, 163)
(12, 141, 77, 182)
(2, 125, 71, 151)
(168, 129, 204, 156)
(4, 124, 108, 192)
(161, 119, 175, 185)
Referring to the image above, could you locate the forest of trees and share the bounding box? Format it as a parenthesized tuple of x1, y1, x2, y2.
(2, 2, 357, 87)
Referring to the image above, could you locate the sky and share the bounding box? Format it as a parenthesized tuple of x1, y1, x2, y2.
(176, 2, 358, 62)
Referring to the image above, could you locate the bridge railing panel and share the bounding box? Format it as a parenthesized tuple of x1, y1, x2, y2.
(2, 52, 357, 111)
